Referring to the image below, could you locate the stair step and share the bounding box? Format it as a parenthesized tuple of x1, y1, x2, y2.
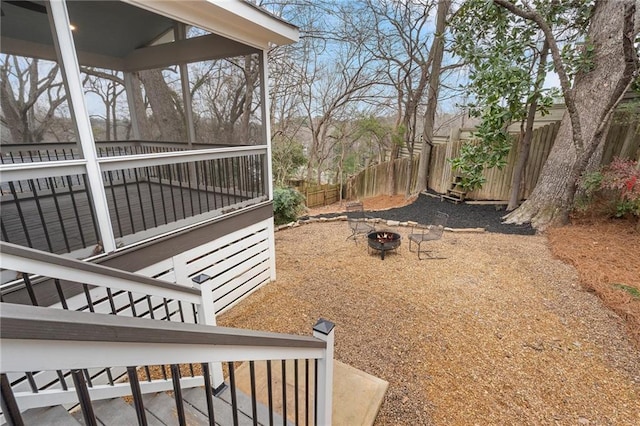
(72, 397, 154, 426)
(20, 405, 82, 426)
(143, 391, 209, 425)
(442, 195, 464, 204)
(182, 385, 290, 426)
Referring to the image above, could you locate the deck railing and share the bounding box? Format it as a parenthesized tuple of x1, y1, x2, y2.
(0, 141, 268, 257)
(0, 304, 335, 426)
(0, 241, 335, 425)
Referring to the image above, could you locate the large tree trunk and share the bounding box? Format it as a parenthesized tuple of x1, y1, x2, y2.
(139, 69, 185, 141)
(416, 0, 450, 194)
(504, 0, 638, 230)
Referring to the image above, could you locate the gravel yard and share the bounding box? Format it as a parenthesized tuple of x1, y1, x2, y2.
(219, 198, 640, 425)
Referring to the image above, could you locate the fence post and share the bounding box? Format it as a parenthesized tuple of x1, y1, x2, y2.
(191, 274, 226, 392)
(313, 318, 335, 426)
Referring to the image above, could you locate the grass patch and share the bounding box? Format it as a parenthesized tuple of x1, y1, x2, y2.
(612, 283, 640, 299)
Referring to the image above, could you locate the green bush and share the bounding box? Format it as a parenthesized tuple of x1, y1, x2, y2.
(577, 158, 640, 218)
(273, 187, 305, 225)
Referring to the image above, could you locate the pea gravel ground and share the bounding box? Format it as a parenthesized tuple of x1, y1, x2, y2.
(218, 219, 640, 425)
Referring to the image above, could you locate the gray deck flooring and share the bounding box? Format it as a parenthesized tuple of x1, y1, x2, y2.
(1, 180, 251, 255)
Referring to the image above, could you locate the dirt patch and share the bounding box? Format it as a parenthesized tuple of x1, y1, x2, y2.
(306, 195, 414, 216)
(219, 217, 640, 425)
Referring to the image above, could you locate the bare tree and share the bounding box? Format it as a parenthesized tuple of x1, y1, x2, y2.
(0, 56, 68, 143)
(416, 0, 452, 195)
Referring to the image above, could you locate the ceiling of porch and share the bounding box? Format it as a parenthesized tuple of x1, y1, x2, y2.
(0, 0, 259, 71)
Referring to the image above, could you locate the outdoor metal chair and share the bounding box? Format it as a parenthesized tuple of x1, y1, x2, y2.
(346, 201, 375, 243)
(408, 211, 449, 259)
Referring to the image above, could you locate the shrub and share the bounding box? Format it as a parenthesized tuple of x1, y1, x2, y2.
(577, 157, 640, 218)
(273, 187, 305, 225)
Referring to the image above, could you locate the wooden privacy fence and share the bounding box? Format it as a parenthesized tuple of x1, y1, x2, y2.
(347, 117, 639, 201)
(345, 157, 419, 200)
(296, 184, 340, 208)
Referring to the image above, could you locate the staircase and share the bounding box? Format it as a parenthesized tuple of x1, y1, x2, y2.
(0, 242, 335, 425)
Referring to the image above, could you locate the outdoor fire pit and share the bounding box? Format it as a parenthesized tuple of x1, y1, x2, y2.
(367, 231, 401, 260)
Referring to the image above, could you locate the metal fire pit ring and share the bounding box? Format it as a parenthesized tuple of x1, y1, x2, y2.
(367, 231, 401, 260)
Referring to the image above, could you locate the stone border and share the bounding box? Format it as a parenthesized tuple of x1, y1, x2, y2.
(275, 216, 485, 233)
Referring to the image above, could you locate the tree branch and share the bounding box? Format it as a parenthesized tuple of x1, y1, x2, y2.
(493, 0, 585, 153)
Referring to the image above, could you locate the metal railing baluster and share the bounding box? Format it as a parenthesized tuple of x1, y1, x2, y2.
(294, 359, 299, 426)
(267, 360, 274, 426)
(48, 178, 71, 252)
(176, 164, 187, 219)
(168, 164, 179, 221)
(128, 292, 138, 317)
(83, 284, 95, 312)
(22, 274, 38, 306)
(163, 298, 171, 321)
(178, 301, 185, 322)
(202, 363, 216, 425)
(106, 288, 117, 314)
(186, 163, 195, 216)
(81, 175, 100, 245)
(228, 361, 239, 426)
(249, 361, 258, 426)
(121, 170, 136, 233)
(105, 368, 114, 386)
(154, 165, 169, 224)
(133, 169, 147, 230)
(8, 181, 32, 248)
(161, 365, 168, 381)
(314, 359, 318, 425)
(54, 279, 68, 309)
(305, 359, 310, 426)
(127, 366, 148, 426)
(1, 373, 25, 426)
(25, 372, 38, 393)
(144, 366, 152, 382)
(83, 369, 93, 387)
(106, 171, 123, 237)
(28, 180, 53, 252)
(147, 295, 156, 319)
(72, 369, 98, 426)
(170, 364, 187, 426)
(56, 370, 68, 391)
(144, 167, 159, 228)
(66, 176, 87, 247)
(281, 360, 287, 426)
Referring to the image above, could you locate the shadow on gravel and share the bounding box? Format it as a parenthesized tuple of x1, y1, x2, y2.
(304, 193, 536, 236)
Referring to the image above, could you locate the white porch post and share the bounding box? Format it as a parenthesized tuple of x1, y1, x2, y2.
(259, 50, 277, 281)
(259, 49, 273, 200)
(47, 0, 116, 253)
(313, 319, 335, 426)
(191, 274, 225, 391)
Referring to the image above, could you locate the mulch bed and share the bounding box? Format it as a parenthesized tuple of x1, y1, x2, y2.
(304, 193, 535, 235)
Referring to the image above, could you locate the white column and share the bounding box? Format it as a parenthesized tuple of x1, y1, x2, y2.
(259, 50, 273, 200)
(259, 51, 277, 282)
(48, 0, 116, 253)
(313, 319, 335, 426)
(194, 277, 225, 390)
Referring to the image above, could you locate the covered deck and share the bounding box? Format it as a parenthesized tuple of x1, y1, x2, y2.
(0, 1, 298, 264)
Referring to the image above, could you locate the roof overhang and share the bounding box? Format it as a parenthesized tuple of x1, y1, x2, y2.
(0, 0, 298, 71)
(123, 0, 299, 49)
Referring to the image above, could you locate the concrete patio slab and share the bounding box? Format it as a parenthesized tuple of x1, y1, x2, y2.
(233, 359, 388, 425)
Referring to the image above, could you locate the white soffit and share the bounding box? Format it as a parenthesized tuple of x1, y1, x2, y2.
(122, 0, 299, 49)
